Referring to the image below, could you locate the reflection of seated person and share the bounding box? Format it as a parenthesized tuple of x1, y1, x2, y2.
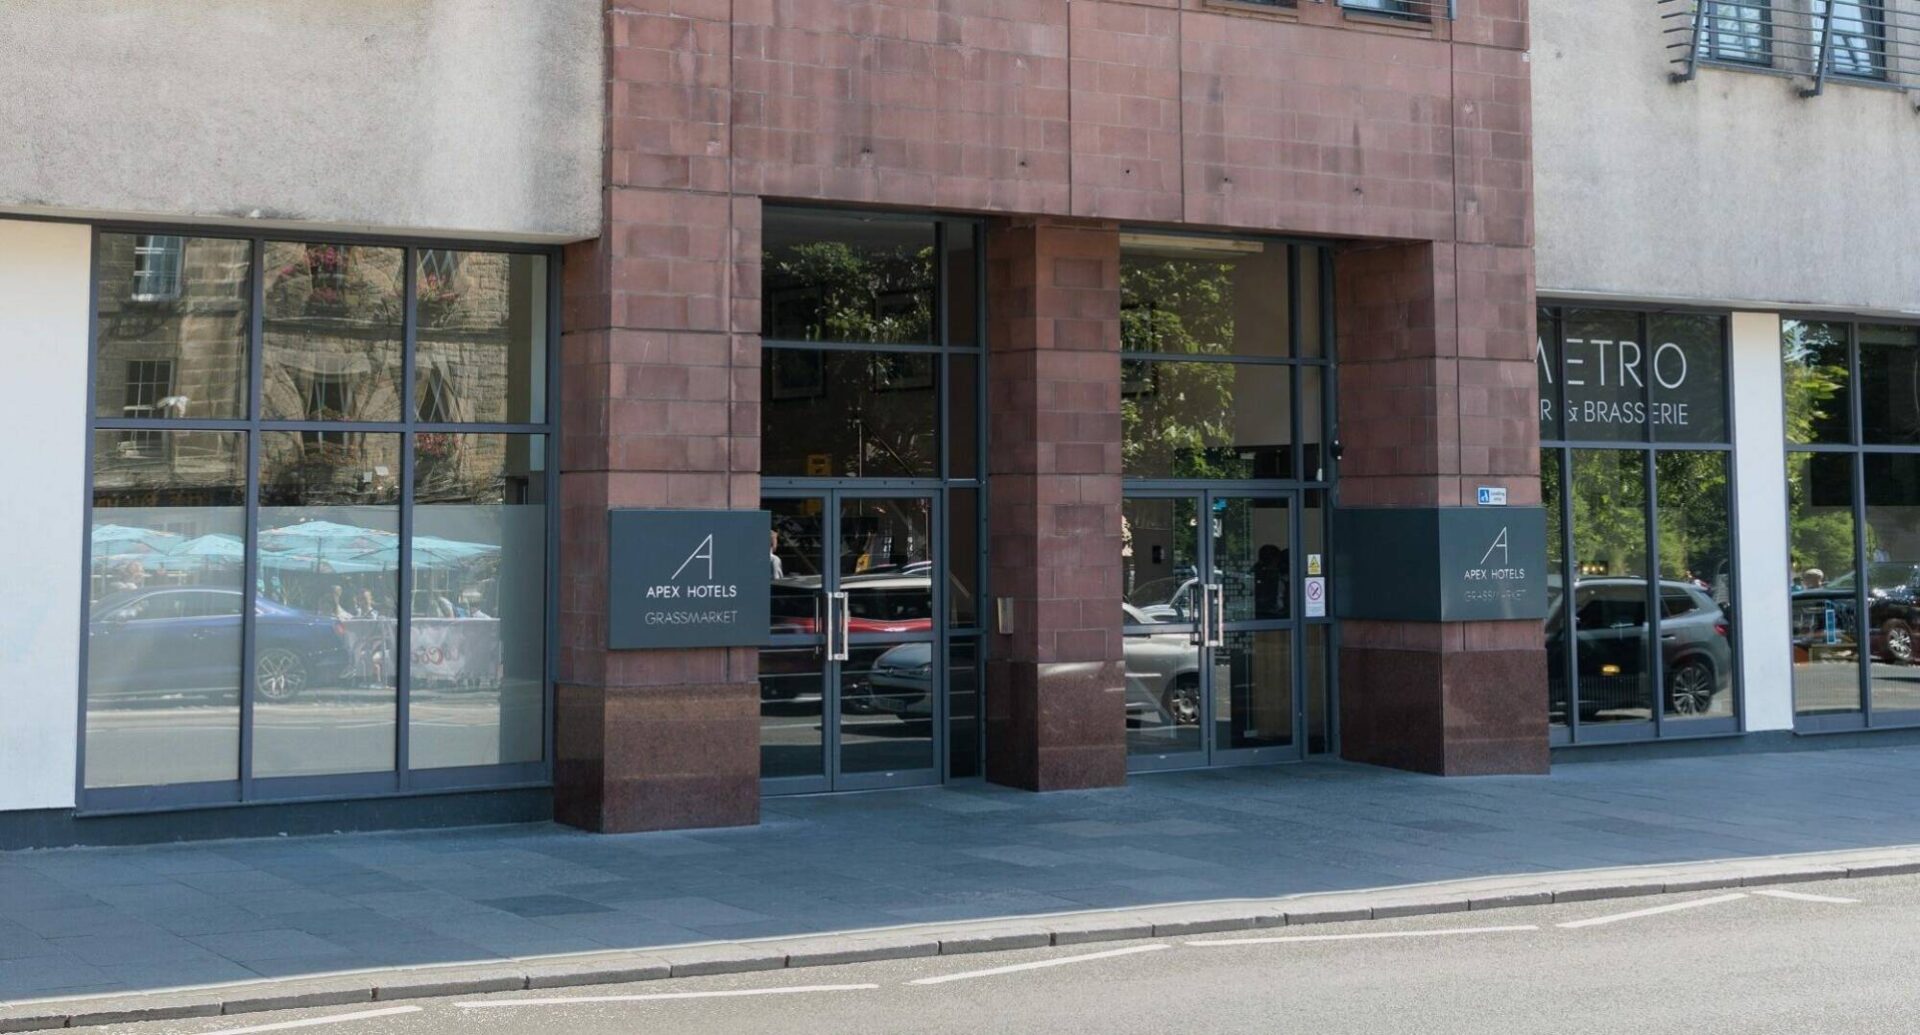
(1801, 568, 1826, 590)
(1253, 545, 1289, 620)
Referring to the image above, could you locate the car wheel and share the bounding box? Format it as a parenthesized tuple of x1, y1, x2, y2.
(1884, 619, 1915, 665)
(1163, 676, 1201, 728)
(1666, 659, 1715, 717)
(256, 647, 308, 702)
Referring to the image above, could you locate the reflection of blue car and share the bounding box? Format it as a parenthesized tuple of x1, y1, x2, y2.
(89, 588, 350, 702)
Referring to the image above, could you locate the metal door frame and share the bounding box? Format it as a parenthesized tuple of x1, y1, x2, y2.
(760, 486, 945, 795)
(1123, 486, 1306, 773)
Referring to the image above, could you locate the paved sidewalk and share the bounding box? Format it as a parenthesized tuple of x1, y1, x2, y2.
(7, 746, 1920, 1012)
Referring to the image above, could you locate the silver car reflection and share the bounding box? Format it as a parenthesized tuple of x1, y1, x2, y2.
(860, 603, 1200, 727)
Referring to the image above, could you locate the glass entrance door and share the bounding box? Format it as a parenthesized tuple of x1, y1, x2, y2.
(1122, 491, 1301, 771)
(761, 491, 941, 793)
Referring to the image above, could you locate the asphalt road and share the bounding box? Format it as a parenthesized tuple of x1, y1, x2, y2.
(93, 874, 1920, 1035)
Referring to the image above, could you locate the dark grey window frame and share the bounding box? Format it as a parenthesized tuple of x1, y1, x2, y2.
(78, 223, 561, 815)
(1120, 233, 1340, 770)
(1539, 301, 1744, 748)
(758, 205, 989, 792)
(1783, 316, 1920, 734)
(1703, 0, 1776, 65)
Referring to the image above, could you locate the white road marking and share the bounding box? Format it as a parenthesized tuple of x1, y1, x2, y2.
(456, 984, 880, 1008)
(1189, 925, 1538, 947)
(908, 944, 1171, 985)
(193, 1006, 422, 1035)
(1556, 893, 1748, 929)
(1753, 888, 1859, 904)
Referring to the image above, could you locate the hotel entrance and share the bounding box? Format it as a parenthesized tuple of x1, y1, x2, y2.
(1117, 230, 1337, 771)
(1122, 490, 1327, 770)
(760, 491, 944, 793)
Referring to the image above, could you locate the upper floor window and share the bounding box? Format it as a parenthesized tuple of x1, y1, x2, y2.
(1704, 0, 1773, 64)
(1341, 0, 1424, 17)
(1825, 0, 1888, 79)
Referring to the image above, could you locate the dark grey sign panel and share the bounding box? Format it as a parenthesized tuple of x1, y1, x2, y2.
(1334, 507, 1549, 623)
(608, 510, 771, 649)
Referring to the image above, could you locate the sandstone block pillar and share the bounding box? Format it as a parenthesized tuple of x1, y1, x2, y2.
(553, 1, 762, 832)
(983, 217, 1128, 791)
(1333, 241, 1549, 776)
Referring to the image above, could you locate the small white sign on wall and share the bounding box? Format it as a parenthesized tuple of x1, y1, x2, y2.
(1304, 576, 1327, 618)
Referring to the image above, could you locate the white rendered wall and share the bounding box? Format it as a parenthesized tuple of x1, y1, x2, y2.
(0, 220, 89, 811)
(0, 1, 601, 242)
(1730, 311, 1793, 732)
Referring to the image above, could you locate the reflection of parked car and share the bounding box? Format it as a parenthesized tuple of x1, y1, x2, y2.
(1794, 562, 1920, 665)
(769, 573, 934, 636)
(854, 605, 1203, 728)
(88, 588, 350, 702)
(1545, 579, 1732, 719)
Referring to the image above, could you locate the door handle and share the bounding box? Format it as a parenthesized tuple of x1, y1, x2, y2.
(1192, 586, 1209, 648)
(829, 590, 851, 662)
(1207, 583, 1225, 648)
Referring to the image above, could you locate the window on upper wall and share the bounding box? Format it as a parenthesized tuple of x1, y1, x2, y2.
(1826, 0, 1889, 78)
(1341, 0, 1424, 17)
(1704, 0, 1773, 64)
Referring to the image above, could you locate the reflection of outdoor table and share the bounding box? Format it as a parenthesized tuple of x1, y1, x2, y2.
(339, 618, 395, 683)
(338, 618, 503, 684)
(410, 618, 504, 685)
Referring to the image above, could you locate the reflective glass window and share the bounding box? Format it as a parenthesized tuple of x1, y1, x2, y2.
(762, 348, 938, 478)
(1121, 235, 1289, 358)
(1123, 361, 1293, 480)
(414, 252, 548, 424)
(1789, 451, 1861, 716)
(255, 432, 401, 779)
(1656, 451, 1736, 720)
(93, 234, 250, 420)
(1569, 449, 1652, 724)
(763, 211, 936, 345)
(85, 431, 247, 789)
(410, 434, 547, 769)
(1863, 454, 1920, 714)
(1859, 325, 1920, 445)
(1784, 321, 1854, 446)
(263, 242, 405, 422)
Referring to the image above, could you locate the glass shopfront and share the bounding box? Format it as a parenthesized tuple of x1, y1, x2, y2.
(759, 208, 984, 793)
(1538, 306, 1740, 743)
(1119, 232, 1335, 770)
(1785, 320, 1920, 729)
(84, 231, 554, 807)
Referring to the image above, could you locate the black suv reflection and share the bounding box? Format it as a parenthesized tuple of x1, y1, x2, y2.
(1546, 578, 1733, 720)
(1792, 562, 1920, 665)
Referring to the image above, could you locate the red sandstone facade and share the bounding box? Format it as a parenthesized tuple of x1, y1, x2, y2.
(559, 0, 1542, 830)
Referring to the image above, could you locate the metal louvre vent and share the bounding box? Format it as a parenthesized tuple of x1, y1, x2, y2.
(1664, 0, 1920, 100)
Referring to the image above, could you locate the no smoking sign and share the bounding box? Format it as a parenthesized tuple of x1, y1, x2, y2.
(1304, 576, 1327, 618)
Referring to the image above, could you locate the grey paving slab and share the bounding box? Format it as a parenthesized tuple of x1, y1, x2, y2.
(13, 746, 1920, 1004)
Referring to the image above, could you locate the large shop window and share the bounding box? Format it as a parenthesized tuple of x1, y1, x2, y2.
(84, 232, 553, 806)
(1785, 320, 1920, 730)
(1538, 306, 1738, 742)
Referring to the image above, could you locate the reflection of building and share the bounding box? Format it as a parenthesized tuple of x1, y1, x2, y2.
(5, 0, 1920, 846)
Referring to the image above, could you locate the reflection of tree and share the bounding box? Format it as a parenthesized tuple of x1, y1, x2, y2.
(1655, 452, 1730, 582)
(1784, 321, 1847, 446)
(1120, 258, 1241, 479)
(1784, 322, 1863, 575)
(764, 242, 933, 344)
(1567, 451, 1645, 575)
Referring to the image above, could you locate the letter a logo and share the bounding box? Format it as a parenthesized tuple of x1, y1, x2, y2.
(671, 534, 716, 581)
(1479, 527, 1510, 567)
